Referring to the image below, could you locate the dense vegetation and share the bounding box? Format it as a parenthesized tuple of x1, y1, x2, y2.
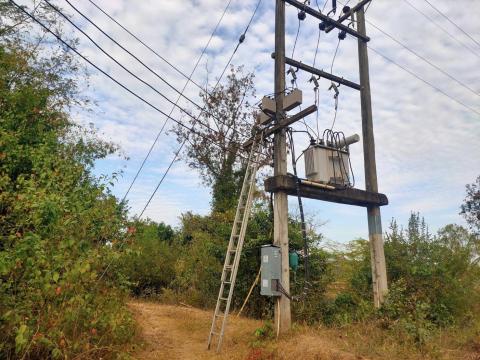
(0, 4, 135, 359)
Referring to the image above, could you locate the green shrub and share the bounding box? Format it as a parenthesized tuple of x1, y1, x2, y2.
(341, 213, 480, 341)
(119, 220, 177, 296)
(0, 10, 136, 358)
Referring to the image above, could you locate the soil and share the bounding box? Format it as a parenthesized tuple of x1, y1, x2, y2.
(128, 300, 366, 360)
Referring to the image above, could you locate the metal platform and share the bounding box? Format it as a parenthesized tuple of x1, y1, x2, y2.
(264, 175, 388, 208)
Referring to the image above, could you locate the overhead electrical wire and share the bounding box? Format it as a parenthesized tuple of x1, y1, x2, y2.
(366, 19, 480, 98)
(86, 0, 210, 96)
(333, 0, 480, 117)
(63, 0, 220, 121)
(59, 0, 254, 201)
(42, 0, 264, 215)
(330, 38, 341, 74)
(9, 2, 264, 173)
(291, 17, 301, 58)
(82, 0, 235, 202)
(363, 0, 373, 14)
(80, 0, 262, 277)
(401, 0, 480, 60)
(334, 0, 480, 104)
(138, 0, 264, 218)
(421, 0, 480, 49)
(312, 27, 321, 67)
(44, 0, 248, 142)
(368, 45, 480, 117)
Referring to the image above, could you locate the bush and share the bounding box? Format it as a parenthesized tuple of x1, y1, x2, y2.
(119, 220, 177, 296)
(341, 213, 480, 341)
(0, 9, 136, 358)
(123, 203, 335, 324)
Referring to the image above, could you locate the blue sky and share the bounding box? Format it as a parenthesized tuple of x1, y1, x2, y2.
(19, 0, 480, 243)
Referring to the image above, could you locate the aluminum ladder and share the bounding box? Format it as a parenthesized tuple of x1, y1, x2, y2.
(207, 135, 262, 352)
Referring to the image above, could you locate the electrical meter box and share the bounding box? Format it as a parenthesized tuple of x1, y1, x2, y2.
(260, 245, 282, 297)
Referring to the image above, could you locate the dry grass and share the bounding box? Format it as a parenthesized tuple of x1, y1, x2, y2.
(128, 300, 480, 360)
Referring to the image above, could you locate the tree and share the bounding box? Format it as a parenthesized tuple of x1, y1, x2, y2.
(0, 4, 135, 358)
(174, 66, 256, 213)
(460, 175, 480, 233)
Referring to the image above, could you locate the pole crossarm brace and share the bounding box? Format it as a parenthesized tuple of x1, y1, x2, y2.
(325, 0, 372, 33)
(243, 105, 317, 148)
(273, 54, 361, 90)
(282, 0, 370, 42)
(265, 175, 388, 207)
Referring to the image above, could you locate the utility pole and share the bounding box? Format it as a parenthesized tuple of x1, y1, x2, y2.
(273, 0, 291, 333)
(357, 7, 388, 307)
(212, 0, 387, 350)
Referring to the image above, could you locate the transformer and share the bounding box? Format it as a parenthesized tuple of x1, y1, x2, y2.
(304, 134, 359, 187)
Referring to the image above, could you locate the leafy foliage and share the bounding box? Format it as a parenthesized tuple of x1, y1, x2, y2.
(461, 175, 480, 233)
(0, 5, 135, 359)
(122, 203, 334, 324)
(118, 220, 177, 296)
(173, 66, 257, 212)
(337, 213, 480, 343)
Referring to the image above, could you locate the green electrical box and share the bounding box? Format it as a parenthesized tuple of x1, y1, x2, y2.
(260, 245, 282, 297)
(289, 251, 299, 271)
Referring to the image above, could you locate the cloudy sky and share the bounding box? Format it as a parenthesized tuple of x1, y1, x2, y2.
(19, 0, 480, 243)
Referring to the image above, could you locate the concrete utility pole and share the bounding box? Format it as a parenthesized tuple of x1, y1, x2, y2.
(356, 7, 388, 307)
(273, 0, 291, 333)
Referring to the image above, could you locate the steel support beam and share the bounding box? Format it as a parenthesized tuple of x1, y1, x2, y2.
(325, 0, 372, 33)
(282, 0, 370, 42)
(272, 54, 361, 90)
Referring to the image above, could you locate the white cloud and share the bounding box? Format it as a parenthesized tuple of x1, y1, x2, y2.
(17, 0, 480, 241)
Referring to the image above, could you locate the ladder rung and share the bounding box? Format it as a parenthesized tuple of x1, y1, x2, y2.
(211, 331, 220, 336)
(215, 313, 225, 317)
(223, 281, 231, 284)
(220, 297, 228, 301)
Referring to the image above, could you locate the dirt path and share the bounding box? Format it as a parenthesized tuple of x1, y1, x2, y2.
(128, 301, 365, 360)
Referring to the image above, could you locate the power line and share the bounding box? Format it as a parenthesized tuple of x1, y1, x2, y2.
(330, 38, 340, 73)
(46, 0, 248, 141)
(367, 19, 480, 98)
(83, 0, 235, 202)
(138, 0, 263, 217)
(138, 143, 183, 219)
(86, 0, 209, 96)
(401, 0, 480, 60)
(421, 0, 480, 49)
(368, 45, 480, 117)
(59, 0, 254, 202)
(312, 27, 321, 67)
(336, 0, 479, 116)
(9, 1, 260, 170)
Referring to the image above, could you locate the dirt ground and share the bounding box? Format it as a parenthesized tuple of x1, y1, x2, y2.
(128, 301, 364, 360)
